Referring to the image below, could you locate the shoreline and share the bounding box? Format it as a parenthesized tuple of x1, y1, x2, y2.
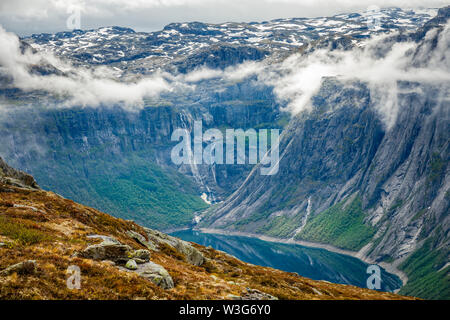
(196, 227, 408, 290)
(163, 226, 191, 234)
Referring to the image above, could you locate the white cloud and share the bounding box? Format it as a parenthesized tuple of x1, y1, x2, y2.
(0, 25, 174, 109)
(182, 67, 223, 82)
(0, 18, 449, 129)
(180, 61, 265, 83)
(0, 24, 264, 109)
(260, 23, 450, 128)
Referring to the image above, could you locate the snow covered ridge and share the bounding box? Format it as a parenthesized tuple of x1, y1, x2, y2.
(23, 8, 437, 72)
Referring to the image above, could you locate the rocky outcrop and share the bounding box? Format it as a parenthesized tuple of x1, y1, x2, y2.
(126, 231, 158, 251)
(77, 235, 174, 289)
(0, 157, 39, 190)
(0, 7, 447, 300)
(130, 262, 174, 289)
(144, 228, 205, 266)
(414, 5, 450, 40)
(76, 239, 132, 264)
(0, 260, 36, 276)
(173, 44, 269, 73)
(241, 289, 278, 300)
(76, 229, 200, 289)
(128, 227, 205, 266)
(129, 249, 151, 263)
(227, 288, 278, 300)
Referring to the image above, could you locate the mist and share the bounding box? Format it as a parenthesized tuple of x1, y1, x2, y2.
(0, 26, 178, 109)
(258, 23, 450, 128)
(0, 20, 449, 129)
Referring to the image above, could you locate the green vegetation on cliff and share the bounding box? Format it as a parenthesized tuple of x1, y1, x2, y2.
(399, 236, 450, 300)
(295, 195, 376, 251)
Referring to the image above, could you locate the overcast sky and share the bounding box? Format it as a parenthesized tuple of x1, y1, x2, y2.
(0, 0, 447, 36)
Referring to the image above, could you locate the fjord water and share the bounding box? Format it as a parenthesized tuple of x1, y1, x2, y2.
(172, 230, 402, 292)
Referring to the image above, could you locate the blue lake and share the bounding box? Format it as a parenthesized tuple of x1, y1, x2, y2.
(171, 229, 402, 292)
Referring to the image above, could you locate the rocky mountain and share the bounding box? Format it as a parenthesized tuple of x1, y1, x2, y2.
(0, 156, 39, 190)
(0, 82, 285, 229)
(0, 7, 439, 229)
(0, 158, 411, 300)
(198, 7, 450, 300)
(25, 8, 436, 74)
(0, 6, 448, 300)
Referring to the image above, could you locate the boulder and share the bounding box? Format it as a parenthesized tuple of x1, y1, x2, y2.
(176, 242, 204, 266)
(77, 241, 131, 263)
(144, 228, 205, 266)
(0, 157, 40, 189)
(125, 259, 138, 270)
(126, 230, 158, 251)
(129, 249, 151, 263)
(241, 288, 278, 300)
(225, 289, 278, 300)
(0, 260, 36, 276)
(134, 262, 174, 289)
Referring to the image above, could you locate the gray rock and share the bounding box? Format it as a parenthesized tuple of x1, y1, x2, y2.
(144, 228, 205, 266)
(126, 230, 158, 251)
(125, 259, 138, 270)
(134, 261, 174, 289)
(129, 249, 151, 263)
(132, 258, 146, 264)
(225, 289, 278, 300)
(0, 157, 40, 189)
(77, 241, 131, 263)
(241, 288, 278, 300)
(0, 260, 36, 276)
(199, 76, 450, 272)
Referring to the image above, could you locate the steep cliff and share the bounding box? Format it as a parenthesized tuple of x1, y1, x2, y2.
(0, 156, 39, 190)
(198, 16, 450, 299)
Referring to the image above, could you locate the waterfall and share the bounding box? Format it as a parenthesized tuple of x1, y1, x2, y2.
(290, 196, 312, 240)
(178, 111, 215, 209)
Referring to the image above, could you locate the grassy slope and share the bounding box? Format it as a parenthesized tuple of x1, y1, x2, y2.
(399, 237, 450, 300)
(295, 195, 376, 251)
